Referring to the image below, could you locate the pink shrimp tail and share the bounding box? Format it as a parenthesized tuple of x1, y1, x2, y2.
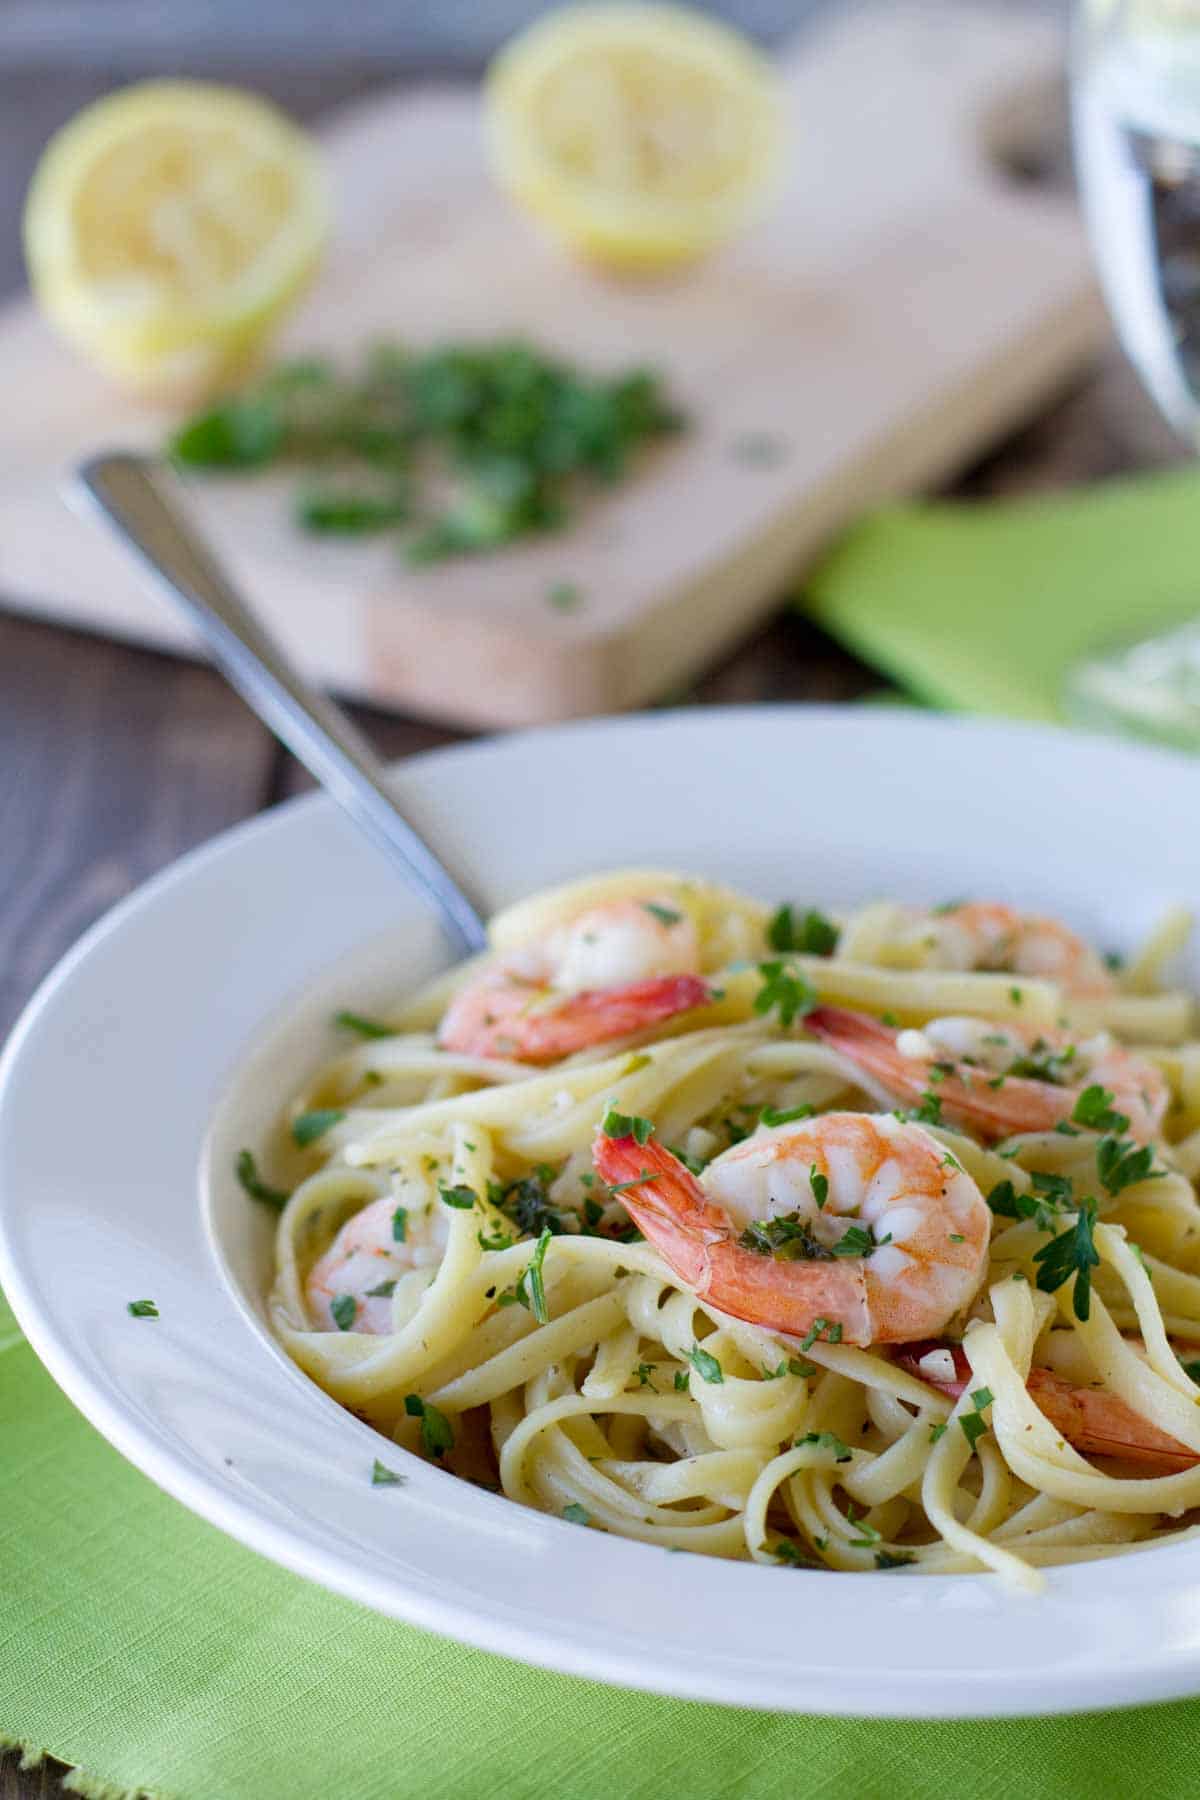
(442, 973, 711, 1063)
(806, 1005, 1072, 1142)
(592, 1131, 872, 1342)
(894, 1339, 1199, 1473)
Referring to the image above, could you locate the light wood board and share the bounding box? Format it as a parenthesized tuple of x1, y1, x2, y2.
(0, 3, 1107, 727)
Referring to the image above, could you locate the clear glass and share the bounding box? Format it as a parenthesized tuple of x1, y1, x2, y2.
(1066, 0, 1200, 745)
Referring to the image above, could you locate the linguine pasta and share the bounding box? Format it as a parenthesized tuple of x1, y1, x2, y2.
(260, 870, 1200, 1587)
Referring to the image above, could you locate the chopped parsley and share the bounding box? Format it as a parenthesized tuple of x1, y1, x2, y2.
(875, 1550, 916, 1569)
(601, 1109, 654, 1144)
(371, 1459, 406, 1487)
(634, 1362, 657, 1390)
(970, 1386, 995, 1411)
(548, 580, 583, 612)
(126, 1299, 158, 1319)
(833, 1224, 882, 1257)
(562, 1502, 591, 1525)
(392, 1206, 408, 1243)
(291, 1108, 345, 1148)
(1032, 1200, 1101, 1321)
(514, 1227, 552, 1324)
(796, 1430, 851, 1463)
(739, 1212, 832, 1261)
(364, 1278, 397, 1299)
(1096, 1136, 1161, 1197)
(753, 962, 817, 1028)
(404, 1393, 455, 1459)
(333, 1010, 393, 1039)
(845, 1504, 880, 1547)
(767, 904, 839, 957)
(810, 1166, 829, 1210)
(799, 1317, 843, 1351)
(759, 1103, 815, 1128)
(439, 1183, 478, 1210)
(928, 1422, 948, 1444)
(235, 1149, 291, 1210)
(477, 1226, 516, 1251)
(688, 1344, 724, 1384)
(1072, 1084, 1130, 1135)
(330, 1294, 357, 1332)
(673, 1369, 690, 1392)
(960, 1411, 988, 1450)
(642, 902, 683, 927)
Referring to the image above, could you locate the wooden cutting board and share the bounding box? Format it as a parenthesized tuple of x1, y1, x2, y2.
(0, 3, 1106, 728)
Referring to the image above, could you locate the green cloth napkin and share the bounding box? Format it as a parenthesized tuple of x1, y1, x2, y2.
(4, 1287, 1200, 1800)
(807, 467, 1200, 719)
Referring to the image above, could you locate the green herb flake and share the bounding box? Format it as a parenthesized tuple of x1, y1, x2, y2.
(810, 1166, 830, 1210)
(960, 1411, 988, 1450)
(439, 1183, 478, 1211)
(562, 1502, 591, 1525)
(547, 580, 584, 612)
(333, 1010, 393, 1040)
(291, 1108, 345, 1148)
(928, 1422, 948, 1443)
(796, 1430, 851, 1463)
(1072, 1084, 1130, 1135)
(688, 1343, 724, 1384)
(392, 1206, 408, 1243)
(1032, 1200, 1101, 1321)
(799, 1317, 842, 1351)
(753, 961, 818, 1028)
(514, 1227, 553, 1325)
(601, 1109, 654, 1144)
(404, 1394, 455, 1459)
(331, 1294, 357, 1332)
(766, 904, 839, 956)
(673, 1369, 690, 1392)
(759, 1103, 815, 1128)
(371, 1459, 406, 1487)
(641, 902, 683, 927)
(875, 1550, 916, 1569)
(235, 1149, 291, 1211)
(126, 1299, 159, 1319)
(364, 1278, 397, 1299)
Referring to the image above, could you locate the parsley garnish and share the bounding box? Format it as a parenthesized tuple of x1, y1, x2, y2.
(799, 1317, 842, 1350)
(796, 1430, 851, 1463)
(753, 961, 817, 1028)
(439, 1183, 478, 1210)
(291, 1108, 345, 1148)
(333, 1010, 393, 1039)
(970, 1386, 994, 1411)
(1072, 1084, 1130, 1134)
(404, 1393, 455, 1458)
(477, 1227, 516, 1251)
(371, 1459, 406, 1487)
(832, 1224, 880, 1257)
(392, 1206, 408, 1243)
(688, 1344, 724, 1384)
(875, 1550, 916, 1569)
(331, 1294, 357, 1332)
(960, 1411, 988, 1449)
(764, 1357, 817, 1380)
(810, 1166, 829, 1210)
(673, 1369, 690, 1392)
(548, 580, 583, 612)
(514, 1227, 552, 1324)
(759, 1103, 815, 1128)
(235, 1149, 291, 1210)
(1096, 1136, 1161, 1196)
(928, 1422, 948, 1444)
(364, 1278, 397, 1299)
(562, 1502, 591, 1525)
(1032, 1200, 1101, 1320)
(767, 904, 839, 957)
(642, 901, 683, 927)
(601, 1109, 654, 1144)
(634, 1362, 657, 1390)
(126, 1299, 158, 1319)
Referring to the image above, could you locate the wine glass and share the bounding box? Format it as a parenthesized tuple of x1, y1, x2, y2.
(1066, 0, 1200, 745)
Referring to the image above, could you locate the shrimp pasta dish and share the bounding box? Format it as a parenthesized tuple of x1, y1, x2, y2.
(257, 869, 1200, 1586)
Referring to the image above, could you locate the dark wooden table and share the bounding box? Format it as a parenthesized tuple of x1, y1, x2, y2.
(0, 258, 1187, 1800)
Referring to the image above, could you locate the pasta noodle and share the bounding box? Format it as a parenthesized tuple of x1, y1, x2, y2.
(258, 869, 1200, 1586)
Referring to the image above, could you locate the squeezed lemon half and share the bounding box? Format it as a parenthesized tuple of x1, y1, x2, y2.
(24, 81, 328, 399)
(484, 2, 783, 272)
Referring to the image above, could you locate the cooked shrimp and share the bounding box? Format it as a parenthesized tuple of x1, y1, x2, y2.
(439, 895, 710, 1062)
(306, 1196, 447, 1333)
(894, 1340, 1198, 1474)
(898, 901, 1115, 997)
(593, 1111, 990, 1346)
(806, 1007, 1168, 1143)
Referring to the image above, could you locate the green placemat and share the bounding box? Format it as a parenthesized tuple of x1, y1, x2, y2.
(4, 1289, 1200, 1799)
(807, 466, 1200, 719)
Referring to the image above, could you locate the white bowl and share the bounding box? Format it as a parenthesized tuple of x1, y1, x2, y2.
(3, 707, 1200, 1718)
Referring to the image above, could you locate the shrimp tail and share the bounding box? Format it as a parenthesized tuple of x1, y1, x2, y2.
(806, 1005, 1071, 1142)
(893, 1340, 1199, 1473)
(443, 973, 711, 1062)
(592, 1130, 873, 1342)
